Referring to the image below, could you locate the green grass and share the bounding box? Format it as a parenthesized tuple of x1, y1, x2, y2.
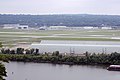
(1, 29, 120, 47)
(38, 37, 120, 41)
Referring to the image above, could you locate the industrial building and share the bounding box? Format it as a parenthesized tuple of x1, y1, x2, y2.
(17, 25, 29, 29)
(3, 24, 29, 29)
(101, 27, 112, 29)
(3, 24, 20, 29)
(48, 26, 68, 30)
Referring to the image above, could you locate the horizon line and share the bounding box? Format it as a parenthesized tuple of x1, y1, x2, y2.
(0, 13, 120, 16)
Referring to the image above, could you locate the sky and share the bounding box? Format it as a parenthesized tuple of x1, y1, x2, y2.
(0, 0, 120, 15)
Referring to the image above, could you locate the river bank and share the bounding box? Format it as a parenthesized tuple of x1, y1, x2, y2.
(0, 51, 120, 65)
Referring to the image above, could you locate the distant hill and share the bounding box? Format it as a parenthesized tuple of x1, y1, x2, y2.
(0, 14, 120, 27)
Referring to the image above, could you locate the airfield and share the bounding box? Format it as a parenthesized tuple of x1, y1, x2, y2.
(0, 29, 120, 47)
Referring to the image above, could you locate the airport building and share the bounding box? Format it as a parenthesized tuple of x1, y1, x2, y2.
(3, 24, 20, 29)
(3, 24, 29, 29)
(17, 25, 29, 29)
(48, 26, 68, 30)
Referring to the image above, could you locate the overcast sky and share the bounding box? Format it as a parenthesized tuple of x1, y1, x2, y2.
(0, 0, 120, 15)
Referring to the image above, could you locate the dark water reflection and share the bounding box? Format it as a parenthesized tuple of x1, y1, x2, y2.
(4, 62, 120, 80)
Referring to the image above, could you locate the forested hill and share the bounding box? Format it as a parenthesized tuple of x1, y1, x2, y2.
(0, 14, 120, 27)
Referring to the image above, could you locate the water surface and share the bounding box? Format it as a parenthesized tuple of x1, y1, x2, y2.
(4, 62, 120, 80)
(31, 40, 120, 54)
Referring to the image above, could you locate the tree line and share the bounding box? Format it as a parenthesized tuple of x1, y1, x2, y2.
(1, 48, 39, 55)
(1, 14, 120, 27)
(0, 48, 120, 65)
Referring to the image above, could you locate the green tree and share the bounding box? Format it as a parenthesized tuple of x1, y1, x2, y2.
(10, 50, 15, 54)
(35, 49, 39, 55)
(0, 63, 7, 80)
(52, 51, 59, 56)
(16, 48, 24, 54)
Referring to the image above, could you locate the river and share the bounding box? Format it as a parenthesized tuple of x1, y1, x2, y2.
(4, 62, 120, 80)
(31, 40, 120, 54)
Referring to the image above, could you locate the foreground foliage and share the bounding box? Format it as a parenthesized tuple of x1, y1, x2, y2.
(0, 42, 7, 80)
(0, 63, 7, 80)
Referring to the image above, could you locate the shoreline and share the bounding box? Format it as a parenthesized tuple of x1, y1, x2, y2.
(5, 61, 108, 70)
(0, 52, 119, 66)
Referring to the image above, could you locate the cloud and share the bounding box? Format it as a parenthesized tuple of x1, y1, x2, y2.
(0, 0, 120, 15)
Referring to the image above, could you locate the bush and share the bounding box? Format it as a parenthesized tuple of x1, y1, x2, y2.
(0, 63, 7, 80)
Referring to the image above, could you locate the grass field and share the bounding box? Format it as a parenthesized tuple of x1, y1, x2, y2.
(0, 28, 120, 47)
